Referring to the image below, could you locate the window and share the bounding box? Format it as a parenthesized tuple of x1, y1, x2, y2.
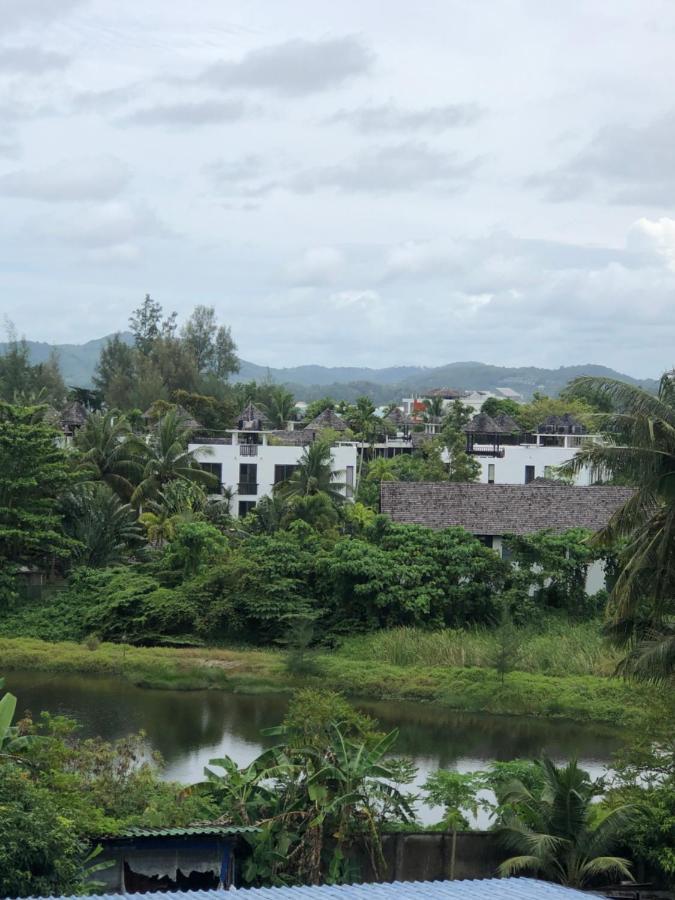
(200, 462, 222, 492)
(274, 464, 297, 485)
(238, 500, 256, 518)
(477, 535, 494, 549)
(239, 463, 258, 495)
(525, 465, 535, 484)
(346, 465, 354, 498)
(487, 463, 495, 484)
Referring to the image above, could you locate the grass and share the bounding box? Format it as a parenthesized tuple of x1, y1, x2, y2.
(339, 621, 620, 678)
(0, 632, 668, 729)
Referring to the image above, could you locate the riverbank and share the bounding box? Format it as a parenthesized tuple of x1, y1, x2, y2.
(0, 636, 666, 729)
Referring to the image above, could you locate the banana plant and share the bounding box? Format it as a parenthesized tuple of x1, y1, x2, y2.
(0, 678, 31, 761)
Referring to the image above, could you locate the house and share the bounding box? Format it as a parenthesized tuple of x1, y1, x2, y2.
(94, 825, 258, 892)
(189, 407, 358, 518)
(380, 481, 634, 592)
(45, 877, 597, 898)
(462, 414, 597, 485)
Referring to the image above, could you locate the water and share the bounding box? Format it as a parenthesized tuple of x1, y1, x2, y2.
(5, 671, 624, 825)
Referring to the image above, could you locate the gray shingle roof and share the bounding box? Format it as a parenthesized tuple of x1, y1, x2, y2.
(380, 482, 634, 535)
(31, 877, 592, 899)
(463, 413, 502, 434)
(305, 408, 348, 432)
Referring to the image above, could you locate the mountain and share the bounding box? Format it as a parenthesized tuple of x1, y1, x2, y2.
(1, 334, 659, 401)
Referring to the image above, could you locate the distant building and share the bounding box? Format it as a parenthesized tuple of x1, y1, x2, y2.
(380, 481, 633, 592)
(189, 406, 358, 518)
(401, 388, 524, 417)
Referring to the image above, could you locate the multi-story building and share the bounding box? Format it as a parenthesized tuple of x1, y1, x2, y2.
(189, 404, 358, 518)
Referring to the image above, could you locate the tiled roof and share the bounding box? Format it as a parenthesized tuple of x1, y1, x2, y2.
(29, 877, 592, 899)
(305, 408, 348, 432)
(269, 430, 315, 446)
(380, 482, 634, 535)
(240, 402, 269, 424)
(493, 414, 522, 433)
(111, 825, 258, 839)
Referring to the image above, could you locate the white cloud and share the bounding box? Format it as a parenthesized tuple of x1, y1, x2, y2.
(285, 246, 344, 284)
(0, 45, 69, 74)
(327, 102, 483, 134)
(0, 157, 130, 202)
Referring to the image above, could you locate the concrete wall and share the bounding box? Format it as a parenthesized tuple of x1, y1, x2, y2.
(475, 443, 594, 486)
(189, 435, 358, 517)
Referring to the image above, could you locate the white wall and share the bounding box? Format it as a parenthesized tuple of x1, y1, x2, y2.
(189, 436, 358, 517)
(474, 443, 593, 485)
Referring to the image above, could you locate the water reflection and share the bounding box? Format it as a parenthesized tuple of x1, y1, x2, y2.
(6, 672, 624, 823)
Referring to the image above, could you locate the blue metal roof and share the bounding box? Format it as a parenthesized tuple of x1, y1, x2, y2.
(33, 878, 593, 899)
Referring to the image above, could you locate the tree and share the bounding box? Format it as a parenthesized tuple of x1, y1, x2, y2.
(304, 397, 336, 422)
(92, 334, 135, 398)
(0, 327, 66, 406)
(424, 395, 445, 418)
(517, 393, 595, 432)
(277, 441, 345, 503)
(497, 758, 634, 888)
(0, 403, 74, 570)
(480, 396, 522, 420)
(73, 410, 140, 500)
(441, 401, 481, 483)
(162, 521, 228, 577)
(130, 409, 217, 506)
(489, 608, 522, 683)
(262, 386, 296, 429)
(129, 294, 164, 355)
(181, 305, 239, 379)
(60, 483, 143, 568)
(563, 373, 675, 681)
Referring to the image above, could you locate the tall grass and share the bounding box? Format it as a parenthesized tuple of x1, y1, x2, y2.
(340, 620, 619, 678)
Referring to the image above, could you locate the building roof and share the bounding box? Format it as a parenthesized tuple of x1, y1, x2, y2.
(59, 400, 88, 429)
(34, 878, 591, 899)
(240, 402, 269, 425)
(380, 482, 634, 535)
(463, 413, 503, 434)
(536, 414, 587, 435)
(110, 825, 259, 840)
(426, 388, 465, 400)
(305, 407, 348, 432)
(492, 414, 522, 433)
(385, 407, 411, 426)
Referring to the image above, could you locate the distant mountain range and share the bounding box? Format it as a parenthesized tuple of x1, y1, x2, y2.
(1, 333, 659, 404)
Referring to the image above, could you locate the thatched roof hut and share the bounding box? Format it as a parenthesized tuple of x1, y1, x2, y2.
(60, 401, 88, 433)
(305, 408, 348, 432)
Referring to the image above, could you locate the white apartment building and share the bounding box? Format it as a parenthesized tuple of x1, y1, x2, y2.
(473, 433, 595, 486)
(189, 428, 358, 518)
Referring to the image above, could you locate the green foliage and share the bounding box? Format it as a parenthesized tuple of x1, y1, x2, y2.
(423, 769, 486, 829)
(516, 394, 596, 432)
(162, 521, 228, 577)
(0, 403, 75, 569)
(73, 409, 140, 501)
(277, 440, 346, 502)
(497, 757, 635, 888)
(0, 326, 66, 406)
(480, 397, 522, 420)
(60, 483, 143, 568)
(489, 609, 522, 683)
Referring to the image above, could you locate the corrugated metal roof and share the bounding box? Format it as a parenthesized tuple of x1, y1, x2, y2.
(30, 877, 593, 899)
(112, 826, 259, 839)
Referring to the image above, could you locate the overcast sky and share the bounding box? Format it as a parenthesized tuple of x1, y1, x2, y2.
(1, 1, 675, 375)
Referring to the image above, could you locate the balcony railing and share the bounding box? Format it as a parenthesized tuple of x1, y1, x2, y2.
(240, 444, 258, 456)
(466, 446, 505, 458)
(238, 482, 258, 495)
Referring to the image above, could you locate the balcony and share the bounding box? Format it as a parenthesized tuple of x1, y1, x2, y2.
(466, 446, 505, 458)
(238, 482, 258, 496)
(240, 444, 258, 456)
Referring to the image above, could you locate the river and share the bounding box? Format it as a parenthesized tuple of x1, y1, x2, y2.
(5, 671, 624, 825)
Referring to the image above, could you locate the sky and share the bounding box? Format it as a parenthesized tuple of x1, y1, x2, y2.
(1, 0, 675, 376)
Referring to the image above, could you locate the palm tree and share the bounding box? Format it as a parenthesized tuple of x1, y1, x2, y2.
(564, 373, 675, 681)
(262, 386, 296, 429)
(424, 395, 445, 418)
(61, 483, 144, 567)
(497, 757, 634, 889)
(130, 409, 217, 506)
(73, 410, 141, 500)
(277, 441, 346, 503)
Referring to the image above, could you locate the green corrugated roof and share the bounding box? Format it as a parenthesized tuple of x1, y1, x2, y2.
(114, 825, 259, 839)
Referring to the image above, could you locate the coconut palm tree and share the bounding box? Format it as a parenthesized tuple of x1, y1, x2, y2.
(61, 483, 144, 567)
(424, 395, 445, 418)
(563, 373, 675, 681)
(277, 441, 346, 503)
(497, 757, 634, 889)
(73, 410, 141, 500)
(130, 409, 217, 506)
(262, 386, 296, 429)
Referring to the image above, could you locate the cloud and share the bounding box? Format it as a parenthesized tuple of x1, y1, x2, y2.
(71, 84, 143, 114)
(285, 246, 345, 285)
(0, 45, 70, 75)
(0, 156, 131, 202)
(118, 98, 253, 128)
(293, 142, 479, 194)
(531, 111, 675, 205)
(0, 0, 84, 30)
(206, 154, 280, 199)
(199, 35, 373, 96)
(35, 200, 170, 248)
(327, 102, 483, 134)
(627, 216, 675, 268)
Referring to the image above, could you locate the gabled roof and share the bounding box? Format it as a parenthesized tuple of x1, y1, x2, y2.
(537, 414, 587, 435)
(239, 402, 269, 424)
(45, 876, 592, 898)
(493, 413, 522, 433)
(463, 413, 502, 434)
(60, 400, 88, 429)
(385, 407, 411, 426)
(109, 825, 258, 840)
(426, 387, 465, 399)
(305, 407, 348, 432)
(380, 482, 634, 535)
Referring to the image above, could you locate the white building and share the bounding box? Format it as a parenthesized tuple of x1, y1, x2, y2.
(189, 405, 358, 517)
(401, 387, 523, 416)
(473, 433, 595, 486)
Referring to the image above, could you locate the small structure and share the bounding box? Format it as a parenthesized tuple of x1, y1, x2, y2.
(238, 402, 270, 431)
(380, 481, 634, 592)
(96, 825, 258, 893)
(305, 407, 349, 433)
(45, 876, 595, 898)
(59, 400, 88, 437)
